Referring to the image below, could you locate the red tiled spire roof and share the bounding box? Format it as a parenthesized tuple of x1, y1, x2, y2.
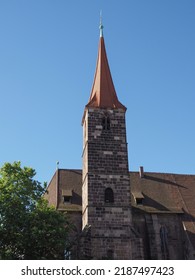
(86, 23, 126, 110)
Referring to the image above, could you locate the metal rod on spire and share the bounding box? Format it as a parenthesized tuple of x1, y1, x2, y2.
(99, 10, 103, 37)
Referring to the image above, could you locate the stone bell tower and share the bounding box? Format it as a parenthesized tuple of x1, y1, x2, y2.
(81, 22, 143, 259)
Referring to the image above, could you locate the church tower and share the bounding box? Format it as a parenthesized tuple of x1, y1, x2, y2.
(81, 22, 142, 259)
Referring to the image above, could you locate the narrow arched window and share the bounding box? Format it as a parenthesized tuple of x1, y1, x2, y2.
(107, 117, 110, 130)
(102, 116, 110, 130)
(105, 187, 114, 203)
(102, 117, 106, 130)
(160, 225, 169, 259)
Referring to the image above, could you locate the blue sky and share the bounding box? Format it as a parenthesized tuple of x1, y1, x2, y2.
(0, 0, 195, 184)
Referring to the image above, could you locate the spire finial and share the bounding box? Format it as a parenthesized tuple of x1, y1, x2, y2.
(99, 10, 103, 37)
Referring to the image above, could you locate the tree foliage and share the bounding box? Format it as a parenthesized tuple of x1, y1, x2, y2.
(0, 162, 70, 259)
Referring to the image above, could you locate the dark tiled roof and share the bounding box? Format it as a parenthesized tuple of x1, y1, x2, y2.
(131, 171, 195, 213)
(46, 169, 195, 248)
(45, 169, 82, 211)
(131, 172, 184, 213)
(58, 169, 82, 211)
(131, 171, 195, 248)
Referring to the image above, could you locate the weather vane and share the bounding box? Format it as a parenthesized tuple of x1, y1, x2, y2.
(99, 10, 103, 37)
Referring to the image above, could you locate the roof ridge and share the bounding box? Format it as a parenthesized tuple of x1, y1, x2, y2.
(129, 171, 195, 176)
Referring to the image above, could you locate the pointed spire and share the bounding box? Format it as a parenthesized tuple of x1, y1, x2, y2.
(86, 21, 126, 111)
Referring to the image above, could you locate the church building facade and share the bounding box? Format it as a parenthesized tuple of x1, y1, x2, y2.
(45, 24, 195, 260)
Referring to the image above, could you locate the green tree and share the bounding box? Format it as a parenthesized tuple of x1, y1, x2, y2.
(0, 162, 70, 259)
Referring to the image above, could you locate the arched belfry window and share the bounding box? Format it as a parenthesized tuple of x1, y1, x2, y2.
(105, 187, 114, 203)
(102, 116, 110, 130)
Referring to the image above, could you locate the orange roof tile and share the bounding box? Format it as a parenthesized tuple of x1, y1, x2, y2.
(86, 35, 126, 110)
